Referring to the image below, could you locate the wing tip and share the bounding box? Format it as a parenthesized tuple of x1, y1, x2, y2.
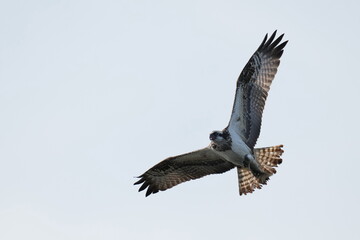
(134, 175, 145, 185)
(257, 30, 288, 54)
(134, 174, 161, 197)
(134, 175, 151, 195)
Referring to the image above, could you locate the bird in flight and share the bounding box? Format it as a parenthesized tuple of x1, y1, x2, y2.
(135, 31, 288, 197)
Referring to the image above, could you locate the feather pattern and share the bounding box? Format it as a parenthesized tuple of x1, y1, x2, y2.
(134, 147, 234, 196)
(237, 145, 284, 195)
(135, 31, 287, 197)
(229, 31, 288, 149)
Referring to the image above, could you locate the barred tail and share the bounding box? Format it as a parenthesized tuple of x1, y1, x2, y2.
(255, 144, 284, 174)
(237, 145, 284, 195)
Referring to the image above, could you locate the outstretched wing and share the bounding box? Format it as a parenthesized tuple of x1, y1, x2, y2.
(134, 147, 234, 197)
(228, 31, 288, 149)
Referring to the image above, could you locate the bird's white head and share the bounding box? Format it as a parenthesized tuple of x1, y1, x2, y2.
(209, 130, 225, 143)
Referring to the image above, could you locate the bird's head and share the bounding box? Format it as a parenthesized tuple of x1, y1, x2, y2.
(209, 129, 231, 151)
(209, 130, 225, 142)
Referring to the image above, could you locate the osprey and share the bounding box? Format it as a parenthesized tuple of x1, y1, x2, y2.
(135, 31, 288, 197)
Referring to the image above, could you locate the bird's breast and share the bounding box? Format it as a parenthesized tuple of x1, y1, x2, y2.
(217, 130, 252, 166)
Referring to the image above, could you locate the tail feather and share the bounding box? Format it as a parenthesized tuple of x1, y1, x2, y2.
(255, 144, 283, 174)
(238, 145, 284, 195)
(237, 167, 262, 195)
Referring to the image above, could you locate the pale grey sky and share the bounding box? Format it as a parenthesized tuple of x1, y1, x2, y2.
(1, 0, 359, 239)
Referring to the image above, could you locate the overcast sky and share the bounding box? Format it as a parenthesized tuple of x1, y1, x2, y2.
(1, 0, 360, 239)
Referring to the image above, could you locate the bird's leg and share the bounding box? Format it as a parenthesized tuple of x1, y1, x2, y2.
(244, 154, 261, 172)
(243, 154, 251, 168)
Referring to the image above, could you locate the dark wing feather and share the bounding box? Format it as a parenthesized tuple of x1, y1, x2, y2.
(134, 147, 234, 197)
(228, 31, 288, 149)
